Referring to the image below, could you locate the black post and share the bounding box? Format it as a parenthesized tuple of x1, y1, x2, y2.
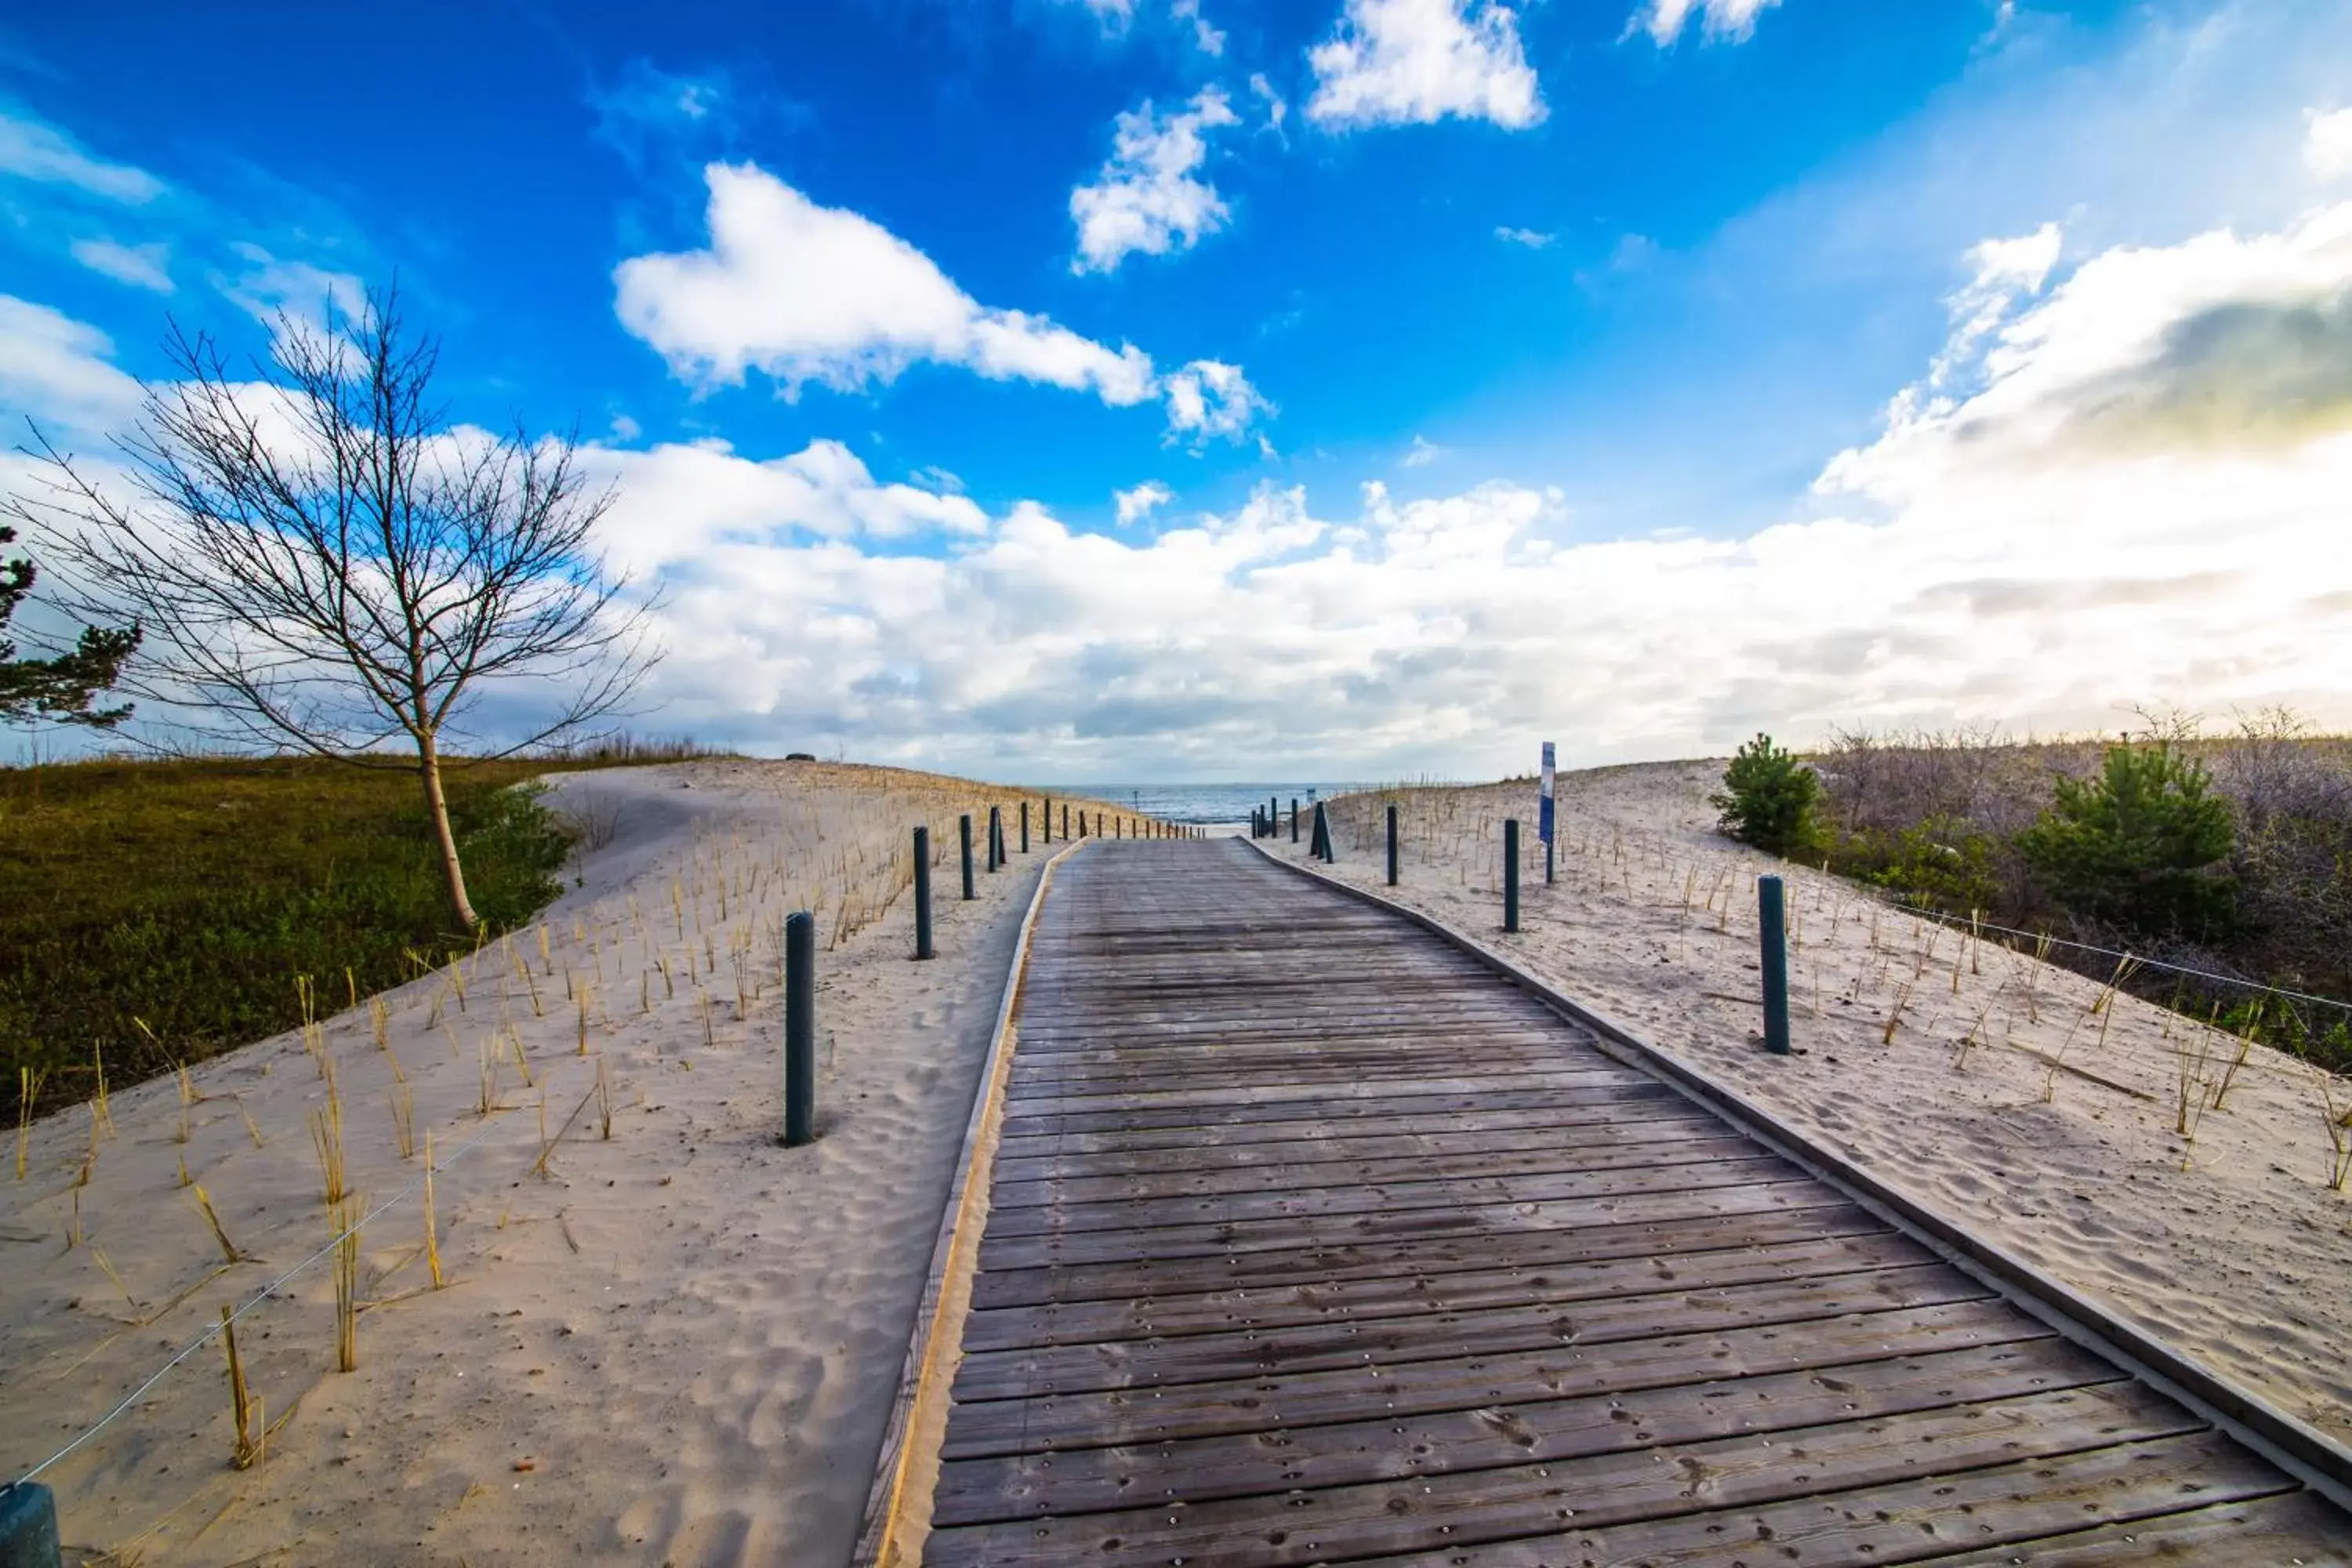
(1021, 800, 1030, 854)
(1062, 803, 1069, 840)
(960, 814, 975, 900)
(1269, 795, 1277, 837)
(1503, 818, 1521, 934)
(1386, 804, 1399, 886)
(1041, 797, 1051, 844)
(1290, 798, 1299, 843)
(988, 805, 1003, 872)
(1546, 837, 1555, 885)
(913, 827, 934, 960)
(1, 1483, 61, 1568)
(1760, 876, 1791, 1056)
(1311, 800, 1332, 862)
(783, 911, 815, 1146)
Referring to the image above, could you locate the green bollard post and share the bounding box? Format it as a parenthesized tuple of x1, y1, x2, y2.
(1504, 818, 1521, 934)
(1, 1483, 62, 1568)
(1760, 875, 1791, 1056)
(913, 827, 933, 960)
(783, 912, 815, 1146)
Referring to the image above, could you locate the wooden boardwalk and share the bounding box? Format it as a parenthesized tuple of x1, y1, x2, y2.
(916, 839, 2352, 1566)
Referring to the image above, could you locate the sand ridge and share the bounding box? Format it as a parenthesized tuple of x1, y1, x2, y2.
(2, 760, 1115, 1566)
(1275, 761, 2352, 1445)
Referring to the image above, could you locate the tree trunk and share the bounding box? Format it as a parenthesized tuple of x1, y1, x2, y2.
(416, 729, 478, 931)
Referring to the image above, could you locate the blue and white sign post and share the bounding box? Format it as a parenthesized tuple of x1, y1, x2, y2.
(1539, 742, 1556, 884)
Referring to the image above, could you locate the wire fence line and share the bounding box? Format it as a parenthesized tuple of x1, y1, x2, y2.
(1883, 901, 2352, 1020)
(11, 1100, 521, 1491)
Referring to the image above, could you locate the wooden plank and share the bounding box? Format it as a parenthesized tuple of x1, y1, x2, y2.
(924, 1385, 2208, 1567)
(940, 1299, 2049, 1457)
(950, 1262, 1990, 1403)
(932, 1338, 2124, 1525)
(991, 1102, 1715, 1175)
(975, 1175, 1831, 1272)
(998, 1080, 1682, 1138)
(960, 1230, 1936, 1352)
(968, 1201, 1889, 1312)
(987, 1131, 1762, 1211)
(1356, 1431, 2299, 1568)
(981, 1154, 1797, 1243)
(1919, 1490, 2352, 1565)
(1000, 1066, 1648, 1118)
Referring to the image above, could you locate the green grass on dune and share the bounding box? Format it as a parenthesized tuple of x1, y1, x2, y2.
(2, 754, 585, 1123)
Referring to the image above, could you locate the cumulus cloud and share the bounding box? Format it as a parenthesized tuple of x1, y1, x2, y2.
(1113, 480, 1174, 525)
(615, 163, 1267, 440)
(594, 195, 2352, 771)
(1827, 200, 2352, 495)
(1171, 0, 1225, 55)
(69, 238, 173, 292)
(616, 165, 1156, 407)
(2310, 107, 2352, 181)
(1070, 89, 1239, 274)
(1163, 359, 1273, 446)
(1402, 434, 1444, 466)
(1634, 0, 1784, 46)
(1307, 0, 1545, 132)
(0, 107, 165, 202)
(1494, 225, 1552, 248)
(13, 182, 2351, 776)
(0, 294, 147, 437)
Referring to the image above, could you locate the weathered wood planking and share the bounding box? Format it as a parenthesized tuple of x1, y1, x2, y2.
(916, 839, 2352, 1566)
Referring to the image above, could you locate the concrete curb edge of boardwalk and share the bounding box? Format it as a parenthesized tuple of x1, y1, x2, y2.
(852, 837, 1093, 1568)
(1245, 834, 2352, 1515)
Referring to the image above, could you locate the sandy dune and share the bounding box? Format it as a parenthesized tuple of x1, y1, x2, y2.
(2, 760, 1107, 1566)
(1270, 762, 2352, 1446)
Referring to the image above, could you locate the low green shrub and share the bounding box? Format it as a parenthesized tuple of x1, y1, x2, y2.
(1711, 733, 1824, 858)
(2016, 745, 2237, 940)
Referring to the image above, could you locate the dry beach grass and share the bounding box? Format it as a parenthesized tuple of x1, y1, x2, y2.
(1274, 762, 2352, 1444)
(1, 760, 1134, 1566)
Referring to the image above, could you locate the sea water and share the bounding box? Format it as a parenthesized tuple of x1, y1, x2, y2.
(1068, 783, 1364, 829)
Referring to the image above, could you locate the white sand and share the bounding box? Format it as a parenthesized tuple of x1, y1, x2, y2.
(2, 760, 1116, 1565)
(1274, 762, 2352, 1443)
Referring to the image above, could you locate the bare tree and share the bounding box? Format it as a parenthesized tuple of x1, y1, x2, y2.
(9, 285, 659, 929)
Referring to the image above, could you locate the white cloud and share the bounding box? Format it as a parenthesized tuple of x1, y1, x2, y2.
(1494, 225, 1553, 248)
(1070, 89, 1240, 274)
(1827, 201, 2352, 499)
(0, 107, 165, 202)
(1931, 220, 2062, 387)
(585, 436, 989, 580)
(1634, 0, 1784, 46)
(2309, 107, 2352, 181)
(1172, 0, 1225, 55)
(1402, 434, 1444, 466)
(1306, 0, 1545, 132)
(0, 294, 147, 437)
(1163, 359, 1273, 446)
(616, 163, 1159, 407)
(1113, 480, 1174, 525)
(69, 238, 173, 292)
(1249, 73, 1289, 138)
(221, 242, 369, 356)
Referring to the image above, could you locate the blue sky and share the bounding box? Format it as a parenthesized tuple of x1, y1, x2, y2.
(5, 0, 2352, 779)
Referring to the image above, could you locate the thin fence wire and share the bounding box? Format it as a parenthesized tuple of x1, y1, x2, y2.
(11, 1109, 512, 1490)
(1885, 901, 2352, 1018)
